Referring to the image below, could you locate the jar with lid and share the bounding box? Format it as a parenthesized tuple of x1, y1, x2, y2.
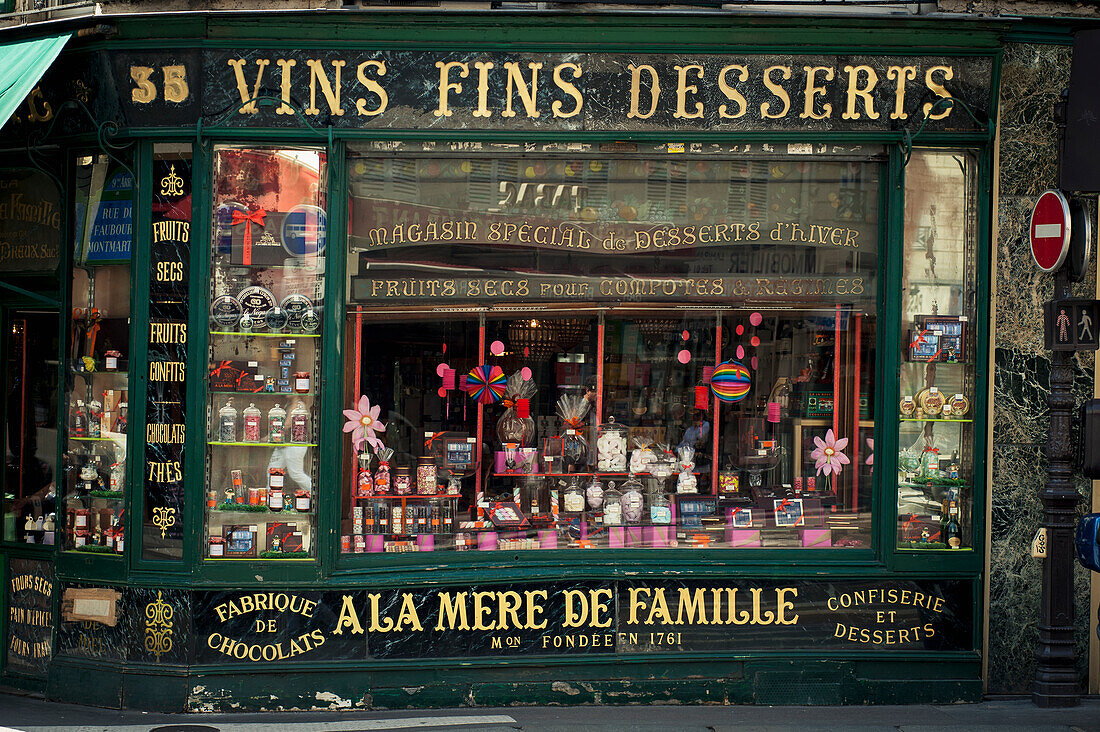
(620, 472, 645, 523)
(596, 416, 629, 472)
(417, 456, 438, 495)
(208, 537, 226, 557)
(562, 475, 586, 513)
(586, 475, 604, 509)
(294, 490, 311, 512)
(268, 403, 286, 443)
(242, 403, 261, 442)
(289, 401, 310, 443)
(268, 468, 285, 510)
(394, 466, 412, 496)
(649, 487, 672, 525)
(602, 481, 622, 525)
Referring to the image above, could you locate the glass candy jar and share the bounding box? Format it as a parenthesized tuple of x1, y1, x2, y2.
(394, 466, 412, 496)
(563, 475, 586, 513)
(620, 472, 645, 523)
(242, 402, 261, 442)
(586, 475, 604, 509)
(650, 490, 672, 525)
(218, 399, 239, 444)
(596, 417, 628, 472)
(267, 403, 286, 443)
(602, 482, 622, 525)
(417, 455, 438, 495)
(289, 401, 310, 443)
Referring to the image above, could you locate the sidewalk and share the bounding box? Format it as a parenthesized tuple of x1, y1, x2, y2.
(0, 691, 1098, 732)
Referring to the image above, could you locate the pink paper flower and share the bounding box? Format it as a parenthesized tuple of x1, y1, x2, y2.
(865, 437, 874, 468)
(810, 429, 849, 476)
(343, 395, 386, 452)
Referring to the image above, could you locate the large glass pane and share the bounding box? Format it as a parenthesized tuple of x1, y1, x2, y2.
(896, 150, 977, 550)
(3, 310, 59, 545)
(204, 147, 326, 560)
(343, 145, 879, 553)
(62, 153, 134, 554)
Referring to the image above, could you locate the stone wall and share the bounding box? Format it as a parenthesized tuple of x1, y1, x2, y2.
(988, 42, 1095, 694)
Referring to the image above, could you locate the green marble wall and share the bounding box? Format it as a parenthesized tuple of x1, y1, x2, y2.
(989, 42, 1096, 694)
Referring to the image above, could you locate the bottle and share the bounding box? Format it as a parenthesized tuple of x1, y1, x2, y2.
(242, 403, 261, 442)
(946, 510, 961, 548)
(71, 399, 87, 438)
(289, 402, 310, 443)
(268, 403, 286, 443)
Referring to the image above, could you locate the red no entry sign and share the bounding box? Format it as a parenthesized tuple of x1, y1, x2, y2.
(1030, 189, 1072, 272)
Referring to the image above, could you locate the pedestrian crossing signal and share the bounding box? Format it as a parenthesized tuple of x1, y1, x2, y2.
(1045, 299, 1100, 351)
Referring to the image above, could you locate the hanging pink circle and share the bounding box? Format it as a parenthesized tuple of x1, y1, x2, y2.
(682, 330, 690, 341)
(520, 366, 533, 381)
(677, 349, 691, 364)
(490, 340, 505, 356)
(751, 356, 758, 369)
(437, 387, 448, 398)
(750, 312, 763, 326)
(436, 362, 449, 377)
(736, 345, 745, 359)
(735, 324, 744, 336)
(751, 336, 761, 347)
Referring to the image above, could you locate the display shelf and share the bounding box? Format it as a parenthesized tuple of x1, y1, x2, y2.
(355, 493, 460, 500)
(207, 441, 318, 447)
(209, 330, 321, 338)
(71, 436, 126, 442)
(211, 506, 314, 515)
(210, 390, 315, 396)
(490, 471, 704, 478)
(899, 418, 973, 423)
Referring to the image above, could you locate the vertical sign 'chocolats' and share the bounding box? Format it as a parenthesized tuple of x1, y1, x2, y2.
(144, 154, 191, 560)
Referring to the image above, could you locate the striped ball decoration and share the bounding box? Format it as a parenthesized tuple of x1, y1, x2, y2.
(710, 360, 752, 403)
(464, 364, 507, 404)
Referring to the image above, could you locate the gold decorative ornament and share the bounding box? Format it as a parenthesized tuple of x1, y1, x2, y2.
(144, 591, 174, 661)
(159, 164, 185, 197)
(152, 506, 176, 539)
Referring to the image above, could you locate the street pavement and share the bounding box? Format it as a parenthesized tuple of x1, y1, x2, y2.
(0, 691, 1098, 731)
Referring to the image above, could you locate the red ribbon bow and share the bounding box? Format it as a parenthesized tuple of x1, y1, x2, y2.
(231, 208, 267, 265)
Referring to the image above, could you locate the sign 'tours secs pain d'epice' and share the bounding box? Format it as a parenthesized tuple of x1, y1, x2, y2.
(114, 50, 992, 132)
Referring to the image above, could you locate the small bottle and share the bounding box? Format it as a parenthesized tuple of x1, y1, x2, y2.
(109, 462, 125, 493)
(71, 399, 87, 438)
(289, 402, 310, 443)
(268, 403, 286, 444)
(218, 399, 238, 442)
(242, 403, 261, 442)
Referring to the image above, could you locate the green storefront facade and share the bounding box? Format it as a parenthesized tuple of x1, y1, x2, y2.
(0, 9, 1017, 710)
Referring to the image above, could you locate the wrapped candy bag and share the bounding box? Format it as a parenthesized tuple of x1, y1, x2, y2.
(629, 436, 657, 475)
(555, 393, 591, 472)
(676, 445, 698, 493)
(496, 370, 538, 447)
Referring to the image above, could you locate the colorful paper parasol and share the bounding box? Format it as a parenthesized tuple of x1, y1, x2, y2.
(465, 364, 507, 404)
(710, 361, 752, 403)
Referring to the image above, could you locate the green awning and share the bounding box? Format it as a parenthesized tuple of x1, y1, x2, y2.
(0, 33, 71, 129)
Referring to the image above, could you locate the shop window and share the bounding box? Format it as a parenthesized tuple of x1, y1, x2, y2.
(204, 146, 326, 560)
(896, 150, 978, 550)
(3, 310, 59, 545)
(339, 145, 879, 553)
(62, 153, 134, 554)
